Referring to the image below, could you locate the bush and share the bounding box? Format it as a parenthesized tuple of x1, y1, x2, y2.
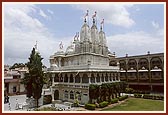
(99, 101, 109, 108)
(85, 104, 96, 110)
(118, 95, 128, 101)
(125, 88, 134, 94)
(134, 94, 142, 98)
(111, 98, 118, 104)
(143, 94, 153, 99)
(152, 95, 164, 100)
(43, 95, 52, 105)
(35, 107, 56, 111)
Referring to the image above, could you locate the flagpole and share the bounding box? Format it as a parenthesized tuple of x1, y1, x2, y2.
(88, 14, 89, 26)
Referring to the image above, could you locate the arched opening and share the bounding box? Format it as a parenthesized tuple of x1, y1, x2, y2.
(64, 90, 68, 100)
(105, 73, 108, 82)
(101, 74, 104, 82)
(70, 91, 74, 100)
(75, 74, 80, 83)
(128, 59, 137, 70)
(138, 58, 149, 70)
(96, 74, 100, 82)
(54, 90, 59, 100)
(70, 74, 73, 83)
(54, 73, 59, 82)
(64, 74, 68, 82)
(76, 91, 81, 101)
(91, 74, 95, 83)
(60, 74, 63, 82)
(82, 74, 89, 83)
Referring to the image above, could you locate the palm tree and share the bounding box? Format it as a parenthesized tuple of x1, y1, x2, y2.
(89, 84, 99, 103)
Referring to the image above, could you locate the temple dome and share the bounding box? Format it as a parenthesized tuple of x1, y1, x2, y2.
(65, 41, 76, 54)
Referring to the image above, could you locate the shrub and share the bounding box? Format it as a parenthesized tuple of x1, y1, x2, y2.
(125, 88, 134, 94)
(118, 95, 128, 101)
(99, 101, 109, 108)
(43, 95, 52, 105)
(152, 95, 164, 100)
(134, 94, 142, 98)
(143, 94, 153, 99)
(111, 98, 118, 104)
(35, 107, 56, 111)
(85, 104, 96, 110)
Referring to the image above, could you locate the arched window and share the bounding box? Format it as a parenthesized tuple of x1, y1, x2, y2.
(82, 74, 89, 83)
(64, 74, 68, 82)
(70, 91, 74, 99)
(76, 91, 81, 101)
(91, 74, 95, 83)
(75, 74, 80, 83)
(70, 74, 73, 83)
(64, 90, 68, 99)
(96, 74, 100, 82)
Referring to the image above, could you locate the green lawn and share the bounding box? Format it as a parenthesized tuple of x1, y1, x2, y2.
(102, 98, 164, 111)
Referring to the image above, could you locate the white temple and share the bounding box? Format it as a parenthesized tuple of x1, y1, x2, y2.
(48, 14, 120, 104)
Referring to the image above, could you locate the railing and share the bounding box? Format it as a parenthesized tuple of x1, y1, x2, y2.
(53, 82, 89, 89)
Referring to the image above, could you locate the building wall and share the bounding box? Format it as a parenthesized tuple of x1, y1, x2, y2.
(8, 82, 19, 94)
(112, 53, 164, 93)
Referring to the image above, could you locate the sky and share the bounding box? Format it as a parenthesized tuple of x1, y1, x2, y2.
(3, 3, 165, 67)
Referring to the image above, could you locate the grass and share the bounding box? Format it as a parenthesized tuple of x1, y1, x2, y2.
(101, 98, 164, 111)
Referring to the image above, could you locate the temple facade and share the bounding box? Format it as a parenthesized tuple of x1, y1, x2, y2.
(48, 17, 120, 104)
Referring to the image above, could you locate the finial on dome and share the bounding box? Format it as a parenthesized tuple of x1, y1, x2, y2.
(84, 18, 87, 23)
(100, 19, 104, 31)
(35, 41, 37, 50)
(100, 25, 102, 31)
(93, 18, 95, 24)
(59, 42, 63, 50)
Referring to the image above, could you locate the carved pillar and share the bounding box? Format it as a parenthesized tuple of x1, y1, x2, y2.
(73, 75, 75, 83)
(103, 74, 106, 83)
(94, 73, 97, 83)
(52, 89, 55, 101)
(67, 74, 70, 83)
(52, 74, 55, 86)
(88, 73, 91, 84)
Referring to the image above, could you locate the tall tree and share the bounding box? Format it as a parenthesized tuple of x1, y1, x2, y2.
(21, 47, 44, 108)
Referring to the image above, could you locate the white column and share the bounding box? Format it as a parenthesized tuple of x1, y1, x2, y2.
(118, 72, 120, 81)
(103, 74, 106, 83)
(94, 75, 97, 83)
(68, 74, 70, 83)
(87, 73, 91, 84)
(108, 74, 110, 82)
(115, 73, 117, 81)
(100, 74, 102, 83)
(52, 89, 55, 101)
(52, 74, 55, 86)
(63, 74, 64, 82)
(73, 76, 75, 83)
(111, 73, 113, 82)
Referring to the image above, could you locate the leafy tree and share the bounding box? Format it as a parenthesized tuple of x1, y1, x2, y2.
(21, 47, 44, 108)
(10, 63, 25, 69)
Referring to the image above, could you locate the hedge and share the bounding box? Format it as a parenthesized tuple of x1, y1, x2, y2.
(111, 98, 118, 104)
(118, 95, 128, 101)
(143, 94, 164, 100)
(134, 94, 142, 98)
(85, 104, 96, 110)
(99, 101, 109, 108)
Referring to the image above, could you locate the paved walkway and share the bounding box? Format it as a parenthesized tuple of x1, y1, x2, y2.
(3, 94, 87, 111)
